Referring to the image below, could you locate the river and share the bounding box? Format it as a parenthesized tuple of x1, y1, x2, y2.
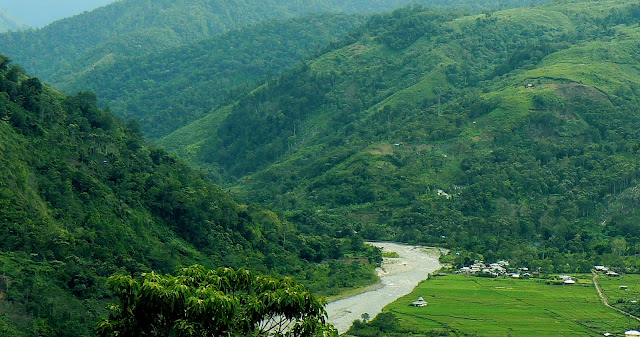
(326, 242, 444, 333)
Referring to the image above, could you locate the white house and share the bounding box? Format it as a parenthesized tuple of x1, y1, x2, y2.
(594, 265, 609, 272)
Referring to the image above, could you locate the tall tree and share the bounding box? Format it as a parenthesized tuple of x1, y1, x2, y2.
(97, 265, 337, 337)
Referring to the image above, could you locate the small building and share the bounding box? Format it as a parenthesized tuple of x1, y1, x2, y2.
(595, 265, 609, 272)
(620, 285, 629, 290)
(606, 271, 620, 277)
(563, 279, 576, 285)
(559, 275, 572, 281)
(411, 296, 428, 307)
(625, 330, 640, 336)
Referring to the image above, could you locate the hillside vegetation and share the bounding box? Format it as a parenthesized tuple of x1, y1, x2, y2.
(163, 0, 640, 272)
(59, 13, 367, 139)
(0, 0, 546, 141)
(0, 0, 539, 89)
(0, 55, 381, 336)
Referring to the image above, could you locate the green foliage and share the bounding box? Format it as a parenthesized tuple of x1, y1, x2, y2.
(65, 13, 366, 139)
(0, 56, 381, 336)
(0, 0, 542, 93)
(163, 0, 640, 275)
(97, 265, 337, 337)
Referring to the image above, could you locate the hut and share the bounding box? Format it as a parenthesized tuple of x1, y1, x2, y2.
(411, 296, 428, 307)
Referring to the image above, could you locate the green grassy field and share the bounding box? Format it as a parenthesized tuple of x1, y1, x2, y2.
(597, 274, 640, 308)
(382, 274, 640, 336)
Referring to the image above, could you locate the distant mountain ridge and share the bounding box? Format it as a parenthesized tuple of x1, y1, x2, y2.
(0, 0, 549, 143)
(0, 8, 28, 32)
(0, 0, 545, 88)
(58, 13, 367, 139)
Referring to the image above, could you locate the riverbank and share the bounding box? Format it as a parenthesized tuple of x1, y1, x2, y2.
(326, 242, 445, 333)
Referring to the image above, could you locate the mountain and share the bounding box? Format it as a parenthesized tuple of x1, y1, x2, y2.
(0, 0, 526, 86)
(0, 0, 116, 27)
(162, 0, 640, 271)
(0, 8, 28, 32)
(0, 56, 380, 336)
(58, 13, 367, 139)
(0, 0, 546, 139)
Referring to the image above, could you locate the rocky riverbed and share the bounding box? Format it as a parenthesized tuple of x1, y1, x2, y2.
(326, 242, 444, 333)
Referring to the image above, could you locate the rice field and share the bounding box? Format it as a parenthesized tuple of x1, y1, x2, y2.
(383, 274, 640, 336)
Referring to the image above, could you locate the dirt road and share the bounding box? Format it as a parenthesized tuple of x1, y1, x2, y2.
(326, 242, 444, 333)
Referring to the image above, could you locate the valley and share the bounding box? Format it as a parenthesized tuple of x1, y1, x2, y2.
(2, 0, 640, 335)
(327, 242, 443, 332)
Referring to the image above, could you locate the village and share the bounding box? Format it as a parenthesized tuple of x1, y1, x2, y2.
(453, 260, 621, 285)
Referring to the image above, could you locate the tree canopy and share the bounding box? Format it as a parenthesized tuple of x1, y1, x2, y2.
(97, 265, 337, 337)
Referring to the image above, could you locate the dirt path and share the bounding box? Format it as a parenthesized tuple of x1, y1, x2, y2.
(325, 242, 445, 333)
(592, 272, 640, 322)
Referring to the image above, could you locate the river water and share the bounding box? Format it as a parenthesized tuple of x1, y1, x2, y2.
(326, 242, 444, 333)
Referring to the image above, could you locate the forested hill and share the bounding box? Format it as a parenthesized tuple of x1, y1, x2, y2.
(0, 8, 28, 33)
(58, 13, 367, 139)
(163, 0, 640, 271)
(0, 0, 540, 91)
(0, 56, 380, 336)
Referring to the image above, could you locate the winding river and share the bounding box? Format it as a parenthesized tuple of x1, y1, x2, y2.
(326, 242, 444, 333)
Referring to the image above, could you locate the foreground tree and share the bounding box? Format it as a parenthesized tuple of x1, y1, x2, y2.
(97, 265, 337, 337)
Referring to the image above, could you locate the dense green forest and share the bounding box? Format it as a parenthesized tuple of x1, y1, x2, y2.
(0, 0, 542, 90)
(59, 13, 367, 139)
(0, 56, 381, 336)
(163, 0, 640, 273)
(3, 0, 640, 335)
(0, 0, 548, 141)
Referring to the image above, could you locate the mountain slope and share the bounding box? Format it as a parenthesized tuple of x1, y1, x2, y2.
(0, 0, 547, 140)
(0, 55, 380, 336)
(59, 13, 366, 139)
(0, 0, 537, 89)
(163, 0, 640, 270)
(0, 8, 28, 32)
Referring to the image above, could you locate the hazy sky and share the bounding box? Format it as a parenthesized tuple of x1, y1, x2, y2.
(0, 0, 119, 27)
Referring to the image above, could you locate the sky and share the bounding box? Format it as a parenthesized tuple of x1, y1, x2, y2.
(0, 0, 119, 27)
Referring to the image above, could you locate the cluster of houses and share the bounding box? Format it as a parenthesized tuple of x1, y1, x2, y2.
(594, 265, 620, 277)
(455, 262, 620, 283)
(455, 260, 535, 278)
